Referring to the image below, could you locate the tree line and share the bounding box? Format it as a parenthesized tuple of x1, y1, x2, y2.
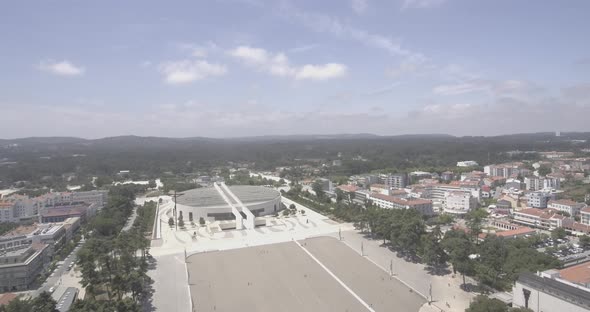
(284, 186, 560, 292)
(70, 185, 153, 312)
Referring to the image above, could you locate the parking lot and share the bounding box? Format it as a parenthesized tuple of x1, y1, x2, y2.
(187, 237, 425, 312)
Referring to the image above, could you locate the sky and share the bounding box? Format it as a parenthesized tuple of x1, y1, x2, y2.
(1, 0, 589, 138)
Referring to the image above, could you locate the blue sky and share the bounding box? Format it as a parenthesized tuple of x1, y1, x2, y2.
(1, 0, 589, 138)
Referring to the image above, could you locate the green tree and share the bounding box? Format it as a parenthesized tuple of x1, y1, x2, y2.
(551, 227, 567, 240)
(0, 297, 33, 312)
(148, 179, 156, 188)
(442, 230, 474, 287)
(168, 217, 174, 227)
(32, 291, 59, 312)
(538, 165, 552, 176)
(579, 235, 590, 248)
(335, 188, 344, 203)
(466, 208, 488, 243)
(311, 181, 325, 199)
(476, 236, 509, 289)
(466, 295, 508, 312)
(421, 231, 448, 268)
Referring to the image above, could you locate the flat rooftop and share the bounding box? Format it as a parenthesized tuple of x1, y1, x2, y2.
(559, 261, 590, 285)
(187, 236, 424, 312)
(176, 185, 280, 208)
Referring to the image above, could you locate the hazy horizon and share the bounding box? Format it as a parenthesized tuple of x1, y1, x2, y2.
(1, 0, 589, 138)
(1, 131, 584, 141)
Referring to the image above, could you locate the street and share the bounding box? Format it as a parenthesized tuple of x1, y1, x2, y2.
(32, 239, 85, 300)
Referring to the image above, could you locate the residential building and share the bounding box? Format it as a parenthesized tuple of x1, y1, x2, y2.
(505, 178, 523, 190)
(548, 200, 587, 216)
(524, 176, 542, 191)
(384, 174, 407, 189)
(369, 194, 433, 216)
(480, 226, 536, 240)
(527, 191, 556, 208)
(484, 162, 529, 178)
(457, 161, 478, 167)
(442, 191, 477, 215)
(496, 199, 512, 209)
(71, 190, 108, 209)
(525, 176, 561, 191)
(41, 205, 87, 223)
(369, 184, 391, 196)
(0, 242, 48, 292)
(411, 183, 481, 213)
(3, 224, 66, 257)
(0, 202, 16, 223)
(0, 190, 107, 223)
(315, 178, 333, 192)
(580, 207, 590, 226)
(336, 184, 358, 194)
(441, 171, 454, 182)
(512, 208, 566, 230)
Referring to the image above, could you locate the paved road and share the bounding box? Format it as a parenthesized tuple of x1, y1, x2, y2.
(122, 205, 139, 232)
(148, 252, 191, 312)
(33, 240, 85, 298)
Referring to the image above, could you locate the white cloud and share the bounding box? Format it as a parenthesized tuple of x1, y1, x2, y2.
(229, 45, 347, 81)
(433, 82, 489, 95)
(282, 5, 416, 57)
(38, 60, 85, 76)
(280, 4, 437, 78)
(295, 63, 347, 80)
(433, 79, 537, 96)
(159, 60, 227, 84)
(351, 0, 368, 14)
(402, 0, 447, 9)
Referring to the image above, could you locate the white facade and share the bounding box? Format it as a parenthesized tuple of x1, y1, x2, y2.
(175, 186, 282, 223)
(442, 191, 476, 215)
(0, 190, 108, 222)
(579, 208, 590, 225)
(71, 190, 108, 208)
(457, 161, 478, 167)
(384, 174, 407, 188)
(548, 200, 586, 216)
(527, 191, 555, 208)
(369, 194, 434, 216)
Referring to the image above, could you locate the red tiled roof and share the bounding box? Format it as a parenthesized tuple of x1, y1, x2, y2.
(515, 208, 566, 220)
(548, 199, 582, 207)
(495, 227, 536, 237)
(337, 185, 358, 193)
(41, 207, 86, 217)
(558, 261, 590, 285)
(0, 293, 18, 306)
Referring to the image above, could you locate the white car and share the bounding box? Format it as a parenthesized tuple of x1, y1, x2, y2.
(49, 286, 55, 293)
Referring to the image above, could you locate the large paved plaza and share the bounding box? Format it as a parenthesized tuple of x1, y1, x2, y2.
(187, 237, 425, 312)
(146, 194, 473, 312)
